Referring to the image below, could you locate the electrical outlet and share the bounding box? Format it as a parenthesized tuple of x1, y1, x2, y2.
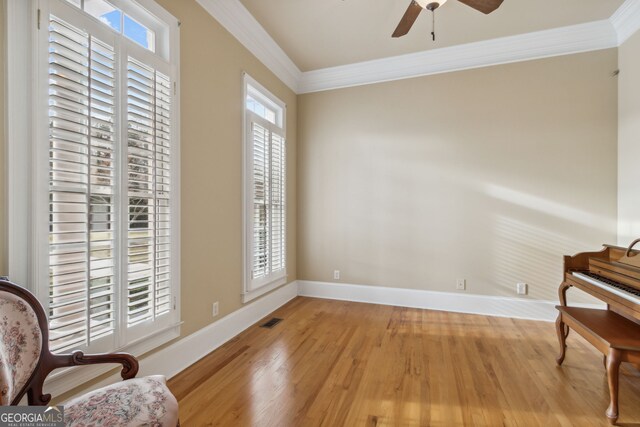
(334, 270, 340, 280)
(517, 283, 528, 295)
(456, 279, 466, 290)
(212, 301, 219, 317)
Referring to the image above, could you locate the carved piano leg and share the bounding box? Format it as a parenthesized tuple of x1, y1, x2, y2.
(605, 348, 621, 425)
(558, 282, 571, 339)
(558, 282, 570, 306)
(555, 313, 567, 365)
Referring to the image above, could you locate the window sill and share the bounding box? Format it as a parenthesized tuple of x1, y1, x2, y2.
(43, 322, 182, 400)
(242, 275, 288, 303)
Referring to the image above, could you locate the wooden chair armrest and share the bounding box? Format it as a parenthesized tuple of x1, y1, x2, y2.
(49, 351, 139, 380)
(25, 351, 140, 405)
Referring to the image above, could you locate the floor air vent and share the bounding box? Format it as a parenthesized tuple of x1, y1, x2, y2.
(260, 318, 283, 328)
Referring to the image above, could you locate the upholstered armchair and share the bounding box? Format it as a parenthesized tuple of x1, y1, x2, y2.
(0, 279, 179, 426)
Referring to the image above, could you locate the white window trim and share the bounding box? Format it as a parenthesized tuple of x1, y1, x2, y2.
(242, 73, 287, 303)
(5, 0, 182, 396)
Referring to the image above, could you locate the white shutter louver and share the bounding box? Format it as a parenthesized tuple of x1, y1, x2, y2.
(126, 57, 172, 326)
(48, 15, 116, 352)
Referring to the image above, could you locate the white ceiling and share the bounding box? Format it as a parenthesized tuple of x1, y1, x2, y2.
(238, 0, 625, 71)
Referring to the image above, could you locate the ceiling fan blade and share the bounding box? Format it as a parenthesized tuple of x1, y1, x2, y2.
(392, 1, 424, 38)
(457, 0, 504, 14)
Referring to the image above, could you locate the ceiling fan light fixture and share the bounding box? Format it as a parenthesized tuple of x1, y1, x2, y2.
(414, 0, 448, 10)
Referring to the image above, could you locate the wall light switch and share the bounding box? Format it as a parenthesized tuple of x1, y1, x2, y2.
(456, 279, 466, 290)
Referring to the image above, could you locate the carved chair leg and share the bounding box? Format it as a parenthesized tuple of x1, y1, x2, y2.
(605, 348, 621, 425)
(555, 313, 567, 365)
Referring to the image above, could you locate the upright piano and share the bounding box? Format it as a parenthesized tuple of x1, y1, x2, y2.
(555, 238, 640, 425)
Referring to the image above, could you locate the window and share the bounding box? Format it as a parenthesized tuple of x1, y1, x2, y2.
(243, 75, 287, 302)
(65, 0, 156, 51)
(18, 0, 180, 357)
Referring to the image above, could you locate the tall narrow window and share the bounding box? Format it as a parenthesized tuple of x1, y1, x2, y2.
(40, 0, 179, 354)
(243, 75, 287, 302)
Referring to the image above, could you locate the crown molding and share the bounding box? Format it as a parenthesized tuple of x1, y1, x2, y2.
(197, 0, 638, 95)
(611, 0, 640, 45)
(195, 0, 301, 92)
(298, 20, 617, 93)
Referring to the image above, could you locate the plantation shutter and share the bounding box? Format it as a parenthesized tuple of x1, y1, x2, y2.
(249, 120, 286, 288)
(126, 57, 173, 326)
(251, 122, 269, 280)
(45, 1, 178, 354)
(48, 15, 117, 352)
(270, 133, 286, 273)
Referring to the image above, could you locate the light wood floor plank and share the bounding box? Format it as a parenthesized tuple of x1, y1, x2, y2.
(169, 297, 640, 426)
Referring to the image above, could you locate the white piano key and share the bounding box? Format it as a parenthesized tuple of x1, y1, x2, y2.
(572, 272, 640, 305)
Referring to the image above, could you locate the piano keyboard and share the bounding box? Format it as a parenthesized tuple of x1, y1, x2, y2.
(572, 271, 640, 304)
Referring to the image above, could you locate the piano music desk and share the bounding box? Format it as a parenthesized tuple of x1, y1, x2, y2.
(556, 306, 640, 425)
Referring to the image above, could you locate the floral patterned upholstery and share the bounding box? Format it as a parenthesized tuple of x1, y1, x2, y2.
(0, 291, 43, 405)
(64, 375, 179, 427)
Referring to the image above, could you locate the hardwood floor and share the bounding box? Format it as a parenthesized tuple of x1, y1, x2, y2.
(168, 297, 640, 426)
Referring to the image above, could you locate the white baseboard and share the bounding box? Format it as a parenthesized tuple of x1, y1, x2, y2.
(56, 280, 299, 401)
(138, 280, 298, 379)
(297, 280, 604, 322)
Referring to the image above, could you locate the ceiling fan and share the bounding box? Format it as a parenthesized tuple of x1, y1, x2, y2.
(392, 0, 504, 39)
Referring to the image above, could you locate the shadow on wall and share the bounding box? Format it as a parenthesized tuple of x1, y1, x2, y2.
(487, 184, 616, 301)
(308, 134, 615, 303)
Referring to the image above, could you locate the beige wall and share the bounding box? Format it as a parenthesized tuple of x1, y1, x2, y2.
(153, 0, 297, 337)
(0, 0, 296, 370)
(298, 50, 618, 302)
(0, 0, 5, 276)
(618, 31, 640, 246)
